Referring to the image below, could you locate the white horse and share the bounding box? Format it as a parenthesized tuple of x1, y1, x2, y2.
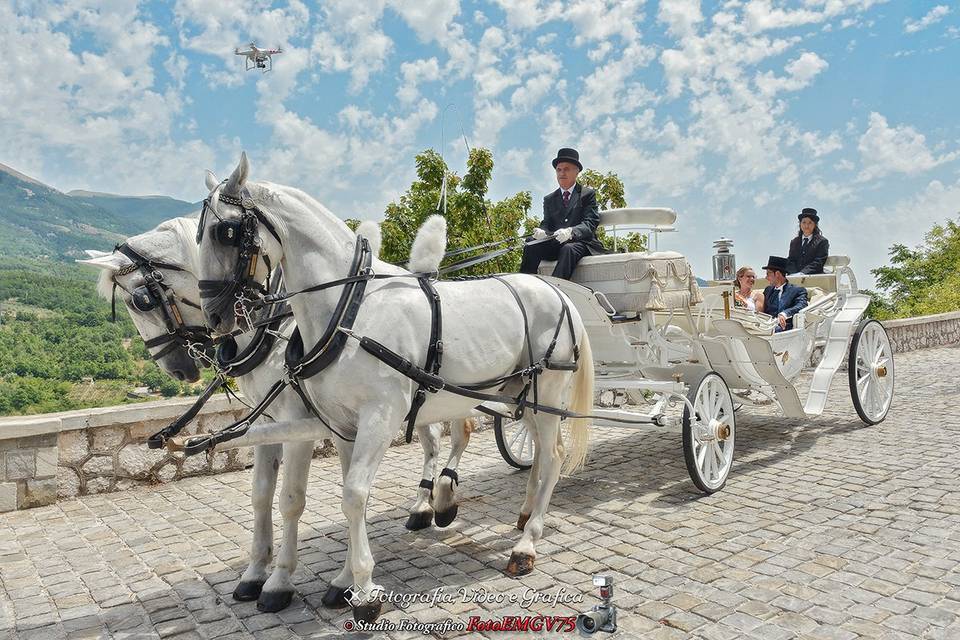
(78, 210, 471, 614)
(193, 153, 593, 622)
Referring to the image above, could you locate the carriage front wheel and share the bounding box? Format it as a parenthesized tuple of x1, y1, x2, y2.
(682, 372, 736, 494)
(493, 416, 535, 470)
(848, 319, 895, 425)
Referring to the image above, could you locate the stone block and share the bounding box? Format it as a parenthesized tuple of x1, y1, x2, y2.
(35, 447, 57, 478)
(157, 462, 177, 482)
(233, 446, 254, 469)
(180, 452, 209, 476)
(58, 467, 81, 499)
(5, 449, 36, 480)
(0, 482, 17, 512)
(117, 445, 167, 479)
(82, 455, 114, 475)
(59, 430, 89, 464)
(85, 476, 112, 494)
(128, 418, 175, 443)
(19, 478, 56, 509)
(211, 451, 231, 473)
(91, 426, 126, 453)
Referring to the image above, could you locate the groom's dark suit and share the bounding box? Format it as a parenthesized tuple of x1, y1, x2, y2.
(762, 281, 808, 332)
(520, 183, 605, 279)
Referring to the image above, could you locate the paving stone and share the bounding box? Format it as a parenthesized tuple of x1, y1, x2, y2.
(0, 346, 957, 640)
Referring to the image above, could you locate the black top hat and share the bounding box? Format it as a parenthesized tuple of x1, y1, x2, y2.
(763, 255, 789, 274)
(798, 207, 819, 223)
(551, 148, 583, 171)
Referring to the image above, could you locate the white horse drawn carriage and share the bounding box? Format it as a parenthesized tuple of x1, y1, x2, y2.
(493, 207, 895, 493)
(83, 155, 895, 622)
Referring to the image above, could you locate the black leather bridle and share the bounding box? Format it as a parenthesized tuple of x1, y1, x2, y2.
(196, 189, 281, 326)
(112, 243, 213, 361)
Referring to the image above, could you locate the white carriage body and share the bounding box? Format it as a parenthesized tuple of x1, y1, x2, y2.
(537, 208, 878, 417)
(497, 206, 893, 491)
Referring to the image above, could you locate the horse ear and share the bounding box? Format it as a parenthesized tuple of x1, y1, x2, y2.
(76, 252, 130, 271)
(205, 170, 219, 192)
(224, 152, 249, 195)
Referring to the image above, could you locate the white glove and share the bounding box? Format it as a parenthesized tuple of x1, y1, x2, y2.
(531, 227, 547, 240)
(554, 227, 573, 244)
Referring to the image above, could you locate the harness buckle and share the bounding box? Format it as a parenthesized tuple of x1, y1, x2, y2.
(337, 326, 360, 341)
(360, 266, 376, 279)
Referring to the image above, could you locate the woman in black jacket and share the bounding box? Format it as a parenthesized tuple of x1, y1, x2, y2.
(787, 207, 829, 274)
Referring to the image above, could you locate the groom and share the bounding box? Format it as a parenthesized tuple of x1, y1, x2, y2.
(762, 255, 808, 332)
(519, 148, 605, 279)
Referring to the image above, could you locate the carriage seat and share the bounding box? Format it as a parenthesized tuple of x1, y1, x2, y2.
(537, 249, 701, 314)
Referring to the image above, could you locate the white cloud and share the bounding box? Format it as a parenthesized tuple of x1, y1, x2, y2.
(857, 112, 959, 181)
(397, 58, 442, 104)
(0, 1, 215, 199)
(310, 0, 391, 92)
(755, 51, 828, 95)
(904, 5, 950, 34)
(658, 0, 704, 38)
(808, 179, 855, 203)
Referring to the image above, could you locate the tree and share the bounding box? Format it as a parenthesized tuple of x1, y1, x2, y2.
(869, 217, 960, 319)
(576, 169, 646, 253)
(380, 148, 532, 275)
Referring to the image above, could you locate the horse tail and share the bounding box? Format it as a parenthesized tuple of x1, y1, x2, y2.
(408, 214, 447, 273)
(562, 330, 593, 475)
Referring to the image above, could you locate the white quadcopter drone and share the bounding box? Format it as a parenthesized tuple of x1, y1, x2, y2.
(235, 43, 282, 72)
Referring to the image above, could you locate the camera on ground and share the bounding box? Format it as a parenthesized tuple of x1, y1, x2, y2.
(576, 575, 617, 636)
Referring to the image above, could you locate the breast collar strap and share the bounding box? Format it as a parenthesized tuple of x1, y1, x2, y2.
(284, 235, 372, 380)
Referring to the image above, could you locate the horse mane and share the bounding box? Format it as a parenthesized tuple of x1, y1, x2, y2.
(94, 215, 200, 301)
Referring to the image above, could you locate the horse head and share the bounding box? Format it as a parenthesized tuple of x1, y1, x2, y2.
(78, 218, 207, 383)
(196, 153, 285, 334)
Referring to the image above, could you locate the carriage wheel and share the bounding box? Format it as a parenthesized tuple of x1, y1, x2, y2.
(848, 319, 895, 425)
(682, 372, 736, 494)
(494, 416, 534, 470)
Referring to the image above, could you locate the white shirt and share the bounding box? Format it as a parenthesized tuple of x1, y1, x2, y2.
(561, 184, 576, 200)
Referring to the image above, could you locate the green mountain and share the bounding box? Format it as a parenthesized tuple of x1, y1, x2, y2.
(66, 191, 200, 233)
(0, 163, 198, 260)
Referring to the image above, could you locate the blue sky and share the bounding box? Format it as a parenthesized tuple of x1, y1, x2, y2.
(3, 0, 960, 284)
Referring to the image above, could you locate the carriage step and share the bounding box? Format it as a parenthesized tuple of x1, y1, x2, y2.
(803, 293, 870, 416)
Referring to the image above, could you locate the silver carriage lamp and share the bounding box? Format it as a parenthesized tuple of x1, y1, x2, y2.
(712, 237, 736, 281)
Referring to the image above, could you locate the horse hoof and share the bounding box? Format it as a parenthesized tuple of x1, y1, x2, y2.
(257, 589, 293, 613)
(506, 552, 535, 577)
(321, 585, 351, 609)
(405, 510, 433, 530)
(232, 580, 264, 601)
(517, 513, 530, 531)
(353, 599, 383, 624)
(433, 505, 459, 528)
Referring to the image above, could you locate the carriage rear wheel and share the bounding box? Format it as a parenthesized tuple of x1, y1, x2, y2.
(494, 416, 534, 470)
(682, 372, 736, 494)
(848, 319, 895, 425)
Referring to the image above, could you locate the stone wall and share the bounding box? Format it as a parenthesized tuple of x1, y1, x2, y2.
(0, 396, 253, 512)
(0, 395, 483, 513)
(882, 310, 960, 353)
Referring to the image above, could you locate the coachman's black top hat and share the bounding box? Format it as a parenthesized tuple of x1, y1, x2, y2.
(552, 148, 583, 171)
(798, 207, 819, 223)
(763, 255, 790, 274)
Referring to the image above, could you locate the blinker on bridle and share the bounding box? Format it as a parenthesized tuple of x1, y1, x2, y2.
(196, 189, 281, 324)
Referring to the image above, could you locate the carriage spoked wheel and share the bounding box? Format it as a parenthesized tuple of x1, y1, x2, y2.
(682, 371, 736, 494)
(848, 319, 895, 425)
(494, 416, 535, 470)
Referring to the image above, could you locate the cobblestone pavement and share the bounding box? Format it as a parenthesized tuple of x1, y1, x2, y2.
(1, 345, 958, 640)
